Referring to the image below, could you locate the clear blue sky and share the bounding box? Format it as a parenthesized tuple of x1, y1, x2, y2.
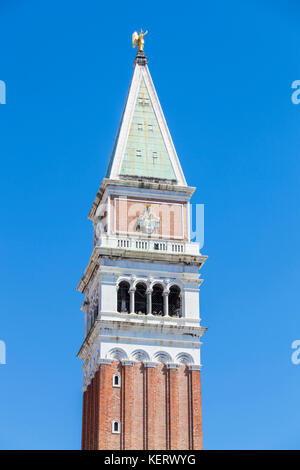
(0, 0, 300, 450)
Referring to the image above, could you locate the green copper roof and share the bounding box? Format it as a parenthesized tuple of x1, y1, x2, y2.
(119, 79, 176, 181)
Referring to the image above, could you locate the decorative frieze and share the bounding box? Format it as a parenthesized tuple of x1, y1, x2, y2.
(81, 346, 202, 390)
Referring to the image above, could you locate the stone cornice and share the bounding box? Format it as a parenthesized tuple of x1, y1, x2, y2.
(121, 360, 135, 366)
(99, 358, 113, 365)
(77, 317, 207, 362)
(88, 178, 195, 220)
(96, 247, 205, 265)
(77, 250, 101, 294)
(166, 363, 179, 369)
(77, 247, 207, 293)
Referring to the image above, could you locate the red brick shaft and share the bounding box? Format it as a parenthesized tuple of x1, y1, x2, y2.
(81, 361, 203, 450)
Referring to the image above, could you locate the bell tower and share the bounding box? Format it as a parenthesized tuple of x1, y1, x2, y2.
(77, 36, 207, 450)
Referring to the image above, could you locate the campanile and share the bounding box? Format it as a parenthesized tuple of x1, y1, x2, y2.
(77, 34, 207, 450)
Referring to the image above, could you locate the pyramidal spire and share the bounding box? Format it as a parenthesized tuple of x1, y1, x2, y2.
(105, 32, 187, 186)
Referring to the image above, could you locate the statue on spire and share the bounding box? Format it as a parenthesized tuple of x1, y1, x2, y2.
(132, 29, 148, 52)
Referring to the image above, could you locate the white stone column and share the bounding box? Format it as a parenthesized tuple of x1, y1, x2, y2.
(163, 280, 170, 317)
(129, 287, 135, 314)
(116, 283, 119, 312)
(147, 289, 152, 315)
(163, 291, 169, 316)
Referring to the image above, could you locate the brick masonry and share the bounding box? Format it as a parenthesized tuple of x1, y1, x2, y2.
(81, 361, 203, 450)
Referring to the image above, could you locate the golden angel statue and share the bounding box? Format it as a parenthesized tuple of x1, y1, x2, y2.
(132, 29, 148, 52)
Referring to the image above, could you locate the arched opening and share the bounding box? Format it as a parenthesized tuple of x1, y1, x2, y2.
(117, 281, 130, 313)
(152, 284, 163, 315)
(113, 374, 121, 387)
(169, 285, 181, 317)
(135, 283, 147, 314)
(112, 420, 120, 434)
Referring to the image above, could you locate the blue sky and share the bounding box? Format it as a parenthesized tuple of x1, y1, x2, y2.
(0, 0, 300, 450)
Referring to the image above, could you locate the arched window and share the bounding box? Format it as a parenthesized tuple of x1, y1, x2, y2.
(152, 284, 163, 315)
(112, 420, 120, 434)
(169, 285, 181, 317)
(113, 374, 121, 387)
(135, 283, 147, 314)
(117, 281, 130, 313)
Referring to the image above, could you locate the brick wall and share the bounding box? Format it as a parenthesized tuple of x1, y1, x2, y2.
(81, 362, 203, 450)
